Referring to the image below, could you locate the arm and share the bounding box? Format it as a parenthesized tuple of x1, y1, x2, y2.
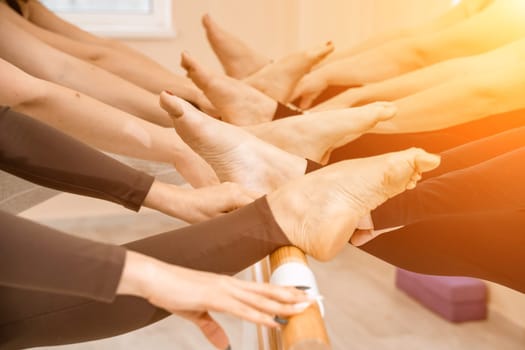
(14, 1, 214, 113)
(0, 210, 126, 301)
(0, 107, 256, 222)
(0, 4, 213, 110)
(0, 11, 172, 126)
(0, 58, 219, 188)
(0, 211, 308, 348)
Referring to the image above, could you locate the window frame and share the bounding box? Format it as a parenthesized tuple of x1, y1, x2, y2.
(45, 0, 176, 38)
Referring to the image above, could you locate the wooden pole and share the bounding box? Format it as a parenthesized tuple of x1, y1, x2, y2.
(269, 246, 331, 350)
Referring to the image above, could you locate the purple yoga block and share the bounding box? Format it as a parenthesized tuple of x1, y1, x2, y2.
(395, 268, 487, 323)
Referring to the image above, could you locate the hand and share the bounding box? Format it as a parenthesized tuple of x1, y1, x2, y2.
(350, 226, 404, 246)
(117, 251, 311, 349)
(143, 180, 261, 223)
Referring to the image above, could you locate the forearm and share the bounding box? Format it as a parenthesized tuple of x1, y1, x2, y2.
(0, 14, 171, 126)
(93, 49, 206, 102)
(12, 78, 181, 164)
(26, 0, 109, 46)
(5, 3, 207, 115)
(115, 250, 157, 298)
(0, 107, 156, 211)
(10, 74, 217, 187)
(0, 210, 126, 302)
(56, 61, 172, 126)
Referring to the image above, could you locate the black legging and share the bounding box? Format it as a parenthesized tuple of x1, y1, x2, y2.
(372, 126, 525, 228)
(329, 108, 525, 160)
(362, 210, 525, 293)
(4, 119, 525, 347)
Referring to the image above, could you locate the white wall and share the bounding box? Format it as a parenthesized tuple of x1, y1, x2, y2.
(122, 0, 452, 74)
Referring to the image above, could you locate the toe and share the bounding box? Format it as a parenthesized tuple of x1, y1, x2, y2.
(307, 41, 335, 62)
(414, 151, 441, 173)
(181, 52, 197, 73)
(202, 13, 211, 29)
(369, 102, 397, 121)
(159, 91, 184, 118)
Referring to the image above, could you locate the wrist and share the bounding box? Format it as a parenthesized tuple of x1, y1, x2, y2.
(116, 250, 160, 299)
(143, 180, 189, 219)
(143, 180, 168, 211)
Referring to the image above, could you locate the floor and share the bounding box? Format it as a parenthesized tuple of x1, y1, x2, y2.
(22, 192, 525, 350)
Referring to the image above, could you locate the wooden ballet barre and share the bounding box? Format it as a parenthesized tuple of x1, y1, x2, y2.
(253, 246, 331, 350)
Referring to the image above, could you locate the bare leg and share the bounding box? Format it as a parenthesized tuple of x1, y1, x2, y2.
(313, 36, 525, 112)
(246, 102, 396, 164)
(318, 0, 493, 67)
(202, 13, 271, 79)
(181, 52, 277, 125)
(371, 41, 525, 134)
(292, 0, 525, 108)
(310, 38, 525, 135)
(312, 55, 475, 111)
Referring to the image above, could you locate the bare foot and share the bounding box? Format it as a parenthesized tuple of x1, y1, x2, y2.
(181, 52, 277, 126)
(202, 14, 271, 79)
(159, 93, 440, 261)
(244, 42, 335, 103)
(268, 148, 440, 260)
(246, 102, 397, 164)
(160, 92, 307, 193)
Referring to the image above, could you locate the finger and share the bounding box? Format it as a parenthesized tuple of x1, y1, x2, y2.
(226, 299, 280, 328)
(234, 192, 260, 207)
(234, 288, 312, 317)
(350, 229, 378, 246)
(234, 280, 309, 303)
(222, 183, 262, 207)
(225, 192, 263, 213)
(191, 311, 231, 350)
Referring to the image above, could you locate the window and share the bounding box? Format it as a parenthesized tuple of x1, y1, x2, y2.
(41, 0, 175, 38)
